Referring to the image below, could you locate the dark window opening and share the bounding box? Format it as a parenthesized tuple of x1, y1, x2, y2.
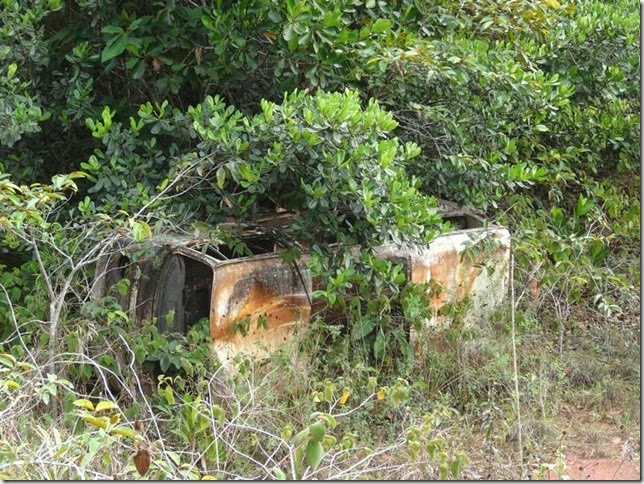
(444, 214, 485, 230)
(116, 255, 131, 279)
(182, 257, 213, 329)
(197, 236, 281, 260)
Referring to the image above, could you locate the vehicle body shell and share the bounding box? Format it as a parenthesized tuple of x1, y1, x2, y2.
(94, 211, 510, 361)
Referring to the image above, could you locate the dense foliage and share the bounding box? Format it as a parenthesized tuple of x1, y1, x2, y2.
(0, 0, 639, 480)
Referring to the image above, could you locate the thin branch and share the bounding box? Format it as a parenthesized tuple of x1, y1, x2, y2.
(510, 248, 525, 479)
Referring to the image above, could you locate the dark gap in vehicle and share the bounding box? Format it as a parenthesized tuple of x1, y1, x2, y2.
(200, 235, 281, 260)
(182, 256, 213, 329)
(443, 214, 484, 230)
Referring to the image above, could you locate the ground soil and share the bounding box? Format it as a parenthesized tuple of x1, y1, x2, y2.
(544, 407, 640, 480)
(559, 451, 640, 480)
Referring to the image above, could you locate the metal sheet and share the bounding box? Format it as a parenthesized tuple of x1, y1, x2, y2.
(375, 225, 511, 327)
(208, 253, 312, 362)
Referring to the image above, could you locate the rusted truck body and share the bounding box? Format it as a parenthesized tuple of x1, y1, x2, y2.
(94, 210, 510, 361)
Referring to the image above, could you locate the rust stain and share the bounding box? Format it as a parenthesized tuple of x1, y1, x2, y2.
(209, 255, 311, 352)
(427, 250, 461, 308)
(406, 246, 482, 311)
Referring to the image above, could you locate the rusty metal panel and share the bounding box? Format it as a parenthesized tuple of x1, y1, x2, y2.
(375, 222, 511, 346)
(410, 226, 510, 327)
(208, 253, 312, 362)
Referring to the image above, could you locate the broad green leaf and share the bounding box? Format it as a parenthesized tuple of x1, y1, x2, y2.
(350, 318, 376, 340)
(292, 427, 310, 446)
(451, 454, 469, 478)
(101, 25, 125, 35)
(101, 35, 128, 63)
(7, 63, 17, 79)
(308, 422, 326, 442)
(132, 220, 152, 242)
(216, 166, 226, 188)
(163, 385, 175, 405)
(311, 412, 337, 428)
(372, 19, 391, 33)
(305, 440, 324, 471)
(439, 462, 449, 480)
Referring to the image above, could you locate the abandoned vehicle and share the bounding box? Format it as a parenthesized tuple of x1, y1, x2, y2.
(93, 207, 511, 362)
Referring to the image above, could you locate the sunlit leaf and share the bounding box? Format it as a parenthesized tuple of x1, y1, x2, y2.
(338, 387, 350, 405)
(83, 415, 109, 429)
(372, 18, 391, 33)
(110, 426, 137, 439)
(73, 399, 95, 411)
(0, 353, 17, 368)
(95, 401, 118, 412)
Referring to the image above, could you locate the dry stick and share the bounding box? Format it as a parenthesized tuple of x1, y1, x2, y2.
(510, 249, 525, 479)
(117, 334, 170, 465)
(610, 451, 630, 480)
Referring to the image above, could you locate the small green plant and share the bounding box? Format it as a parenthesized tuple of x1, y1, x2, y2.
(134, 318, 217, 378)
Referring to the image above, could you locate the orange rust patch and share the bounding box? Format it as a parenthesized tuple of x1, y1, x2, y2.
(415, 249, 483, 310)
(209, 256, 311, 351)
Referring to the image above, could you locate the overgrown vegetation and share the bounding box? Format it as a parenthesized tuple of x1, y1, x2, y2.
(0, 0, 639, 479)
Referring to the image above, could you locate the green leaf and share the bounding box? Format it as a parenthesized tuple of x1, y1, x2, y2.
(83, 415, 109, 429)
(216, 166, 226, 188)
(372, 19, 391, 34)
(101, 35, 129, 63)
(451, 455, 469, 478)
(575, 196, 594, 217)
(110, 426, 138, 439)
(308, 422, 326, 442)
(131, 60, 146, 79)
(272, 468, 287, 480)
(439, 462, 449, 480)
(7, 63, 17, 80)
(0, 353, 17, 368)
(305, 440, 324, 471)
(163, 385, 175, 405)
(373, 331, 385, 360)
(350, 318, 376, 341)
(292, 427, 311, 446)
(132, 220, 152, 242)
(283, 24, 295, 41)
(101, 25, 125, 35)
(311, 412, 337, 428)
